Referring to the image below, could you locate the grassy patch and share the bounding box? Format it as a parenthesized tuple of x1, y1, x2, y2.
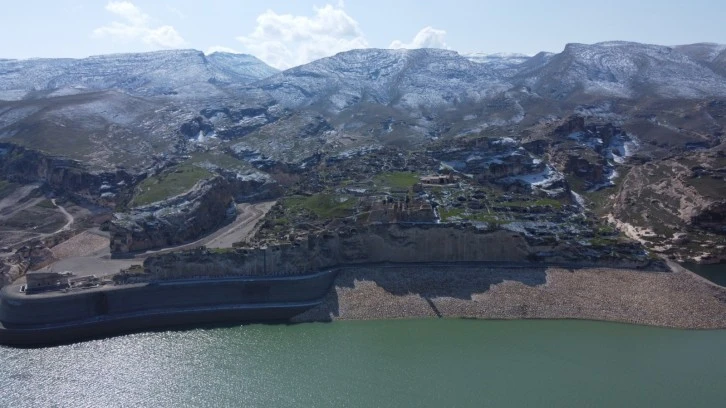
(500, 198, 563, 209)
(466, 212, 503, 224)
(374, 172, 419, 190)
(284, 194, 358, 219)
(131, 163, 213, 207)
(439, 206, 465, 221)
(35, 199, 57, 209)
(589, 236, 619, 247)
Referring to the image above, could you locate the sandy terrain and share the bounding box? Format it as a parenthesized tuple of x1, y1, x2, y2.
(31, 201, 275, 280)
(50, 230, 109, 259)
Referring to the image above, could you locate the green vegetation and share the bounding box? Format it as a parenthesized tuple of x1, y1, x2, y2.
(439, 206, 465, 221)
(284, 194, 358, 219)
(499, 198, 563, 209)
(589, 236, 619, 247)
(35, 199, 57, 209)
(374, 172, 419, 190)
(439, 207, 502, 224)
(466, 212, 503, 224)
(131, 163, 213, 207)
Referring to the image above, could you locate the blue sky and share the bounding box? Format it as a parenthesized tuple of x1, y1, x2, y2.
(2, 0, 724, 69)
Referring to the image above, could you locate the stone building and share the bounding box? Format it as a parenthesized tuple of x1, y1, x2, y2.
(25, 271, 74, 292)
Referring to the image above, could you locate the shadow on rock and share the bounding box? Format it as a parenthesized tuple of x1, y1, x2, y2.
(325, 265, 549, 318)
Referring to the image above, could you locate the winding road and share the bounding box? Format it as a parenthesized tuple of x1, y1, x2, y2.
(51, 198, 74, 233)
(135, 201, 275, 257)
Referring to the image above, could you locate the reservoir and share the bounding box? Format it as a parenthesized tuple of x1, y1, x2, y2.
(2, 319, 726, 407)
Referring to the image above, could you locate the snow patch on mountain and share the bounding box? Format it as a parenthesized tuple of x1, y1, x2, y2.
(0, 50, 277, 100)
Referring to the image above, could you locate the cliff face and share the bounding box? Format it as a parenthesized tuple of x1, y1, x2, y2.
(110, 176, 235, 253)
(0, 143, 136, 206)
(143, 223, 654, 280)
(144, 224, 530, 279)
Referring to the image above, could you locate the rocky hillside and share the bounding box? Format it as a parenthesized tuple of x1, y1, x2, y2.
(514, 41, 726, 100)
(0, 50, 277, 100)
(1, 42, 725, 262)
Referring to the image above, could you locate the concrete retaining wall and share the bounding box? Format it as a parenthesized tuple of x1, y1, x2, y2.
(0, 270, 336, 345)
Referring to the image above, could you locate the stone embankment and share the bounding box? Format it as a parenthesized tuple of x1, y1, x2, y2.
(292, 262, 726, 329)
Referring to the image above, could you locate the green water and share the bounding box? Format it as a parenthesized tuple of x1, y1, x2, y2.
(2, 319, 726, 407)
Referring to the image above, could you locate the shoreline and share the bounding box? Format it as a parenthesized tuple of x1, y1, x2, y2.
(2, 261, 725, 346)
(292, 263, 726, 330)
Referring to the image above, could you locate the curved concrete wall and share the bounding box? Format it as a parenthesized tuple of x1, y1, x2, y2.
(0, 270, 336, 328)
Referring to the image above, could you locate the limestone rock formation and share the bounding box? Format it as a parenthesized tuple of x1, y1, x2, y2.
(141, 223, 655, 281)
(110, 176, 235, 253)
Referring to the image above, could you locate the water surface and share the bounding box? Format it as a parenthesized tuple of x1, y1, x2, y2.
(2, 319, 725, 407)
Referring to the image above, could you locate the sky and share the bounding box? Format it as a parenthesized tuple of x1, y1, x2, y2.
(1, 0, 725, 69)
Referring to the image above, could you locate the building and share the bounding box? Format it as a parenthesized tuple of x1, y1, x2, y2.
(25, 271, 74, 293)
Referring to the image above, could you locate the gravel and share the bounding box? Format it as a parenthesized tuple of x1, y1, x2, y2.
(293, 263, 726, 329)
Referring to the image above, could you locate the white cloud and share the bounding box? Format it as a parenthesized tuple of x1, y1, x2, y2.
(390, 26, 449, 50)
(167, 6, 186, 20)
(236, 4, 368, 70)
(93, 1, 186, 49)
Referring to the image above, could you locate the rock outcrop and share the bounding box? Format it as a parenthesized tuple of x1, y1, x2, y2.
(0, 255, 28, 288)
(610, 149, 726, 261)
(0, 143, 136, 206)
(110, 176, 235, 253)
(142, 223, 656, 281)
(0, 244, 55, 288)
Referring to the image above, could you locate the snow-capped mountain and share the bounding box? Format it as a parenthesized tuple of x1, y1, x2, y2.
(206, 52, 279, 84)
(514, 41, 726, 99)
(256, 48, 510, 112)
(464, 52, 532, 74)
(0, 50, 277, 100)
(1, 41, 725, 171)
(674, 43, 726, 77)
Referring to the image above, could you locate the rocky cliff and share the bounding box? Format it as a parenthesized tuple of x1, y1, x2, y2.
(0, 244, 55, 287)
(110, 176, 235, 253)
(141, 223, 654, 280)
(110, 169, 281, 253)
(0, 143, 136, 206)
